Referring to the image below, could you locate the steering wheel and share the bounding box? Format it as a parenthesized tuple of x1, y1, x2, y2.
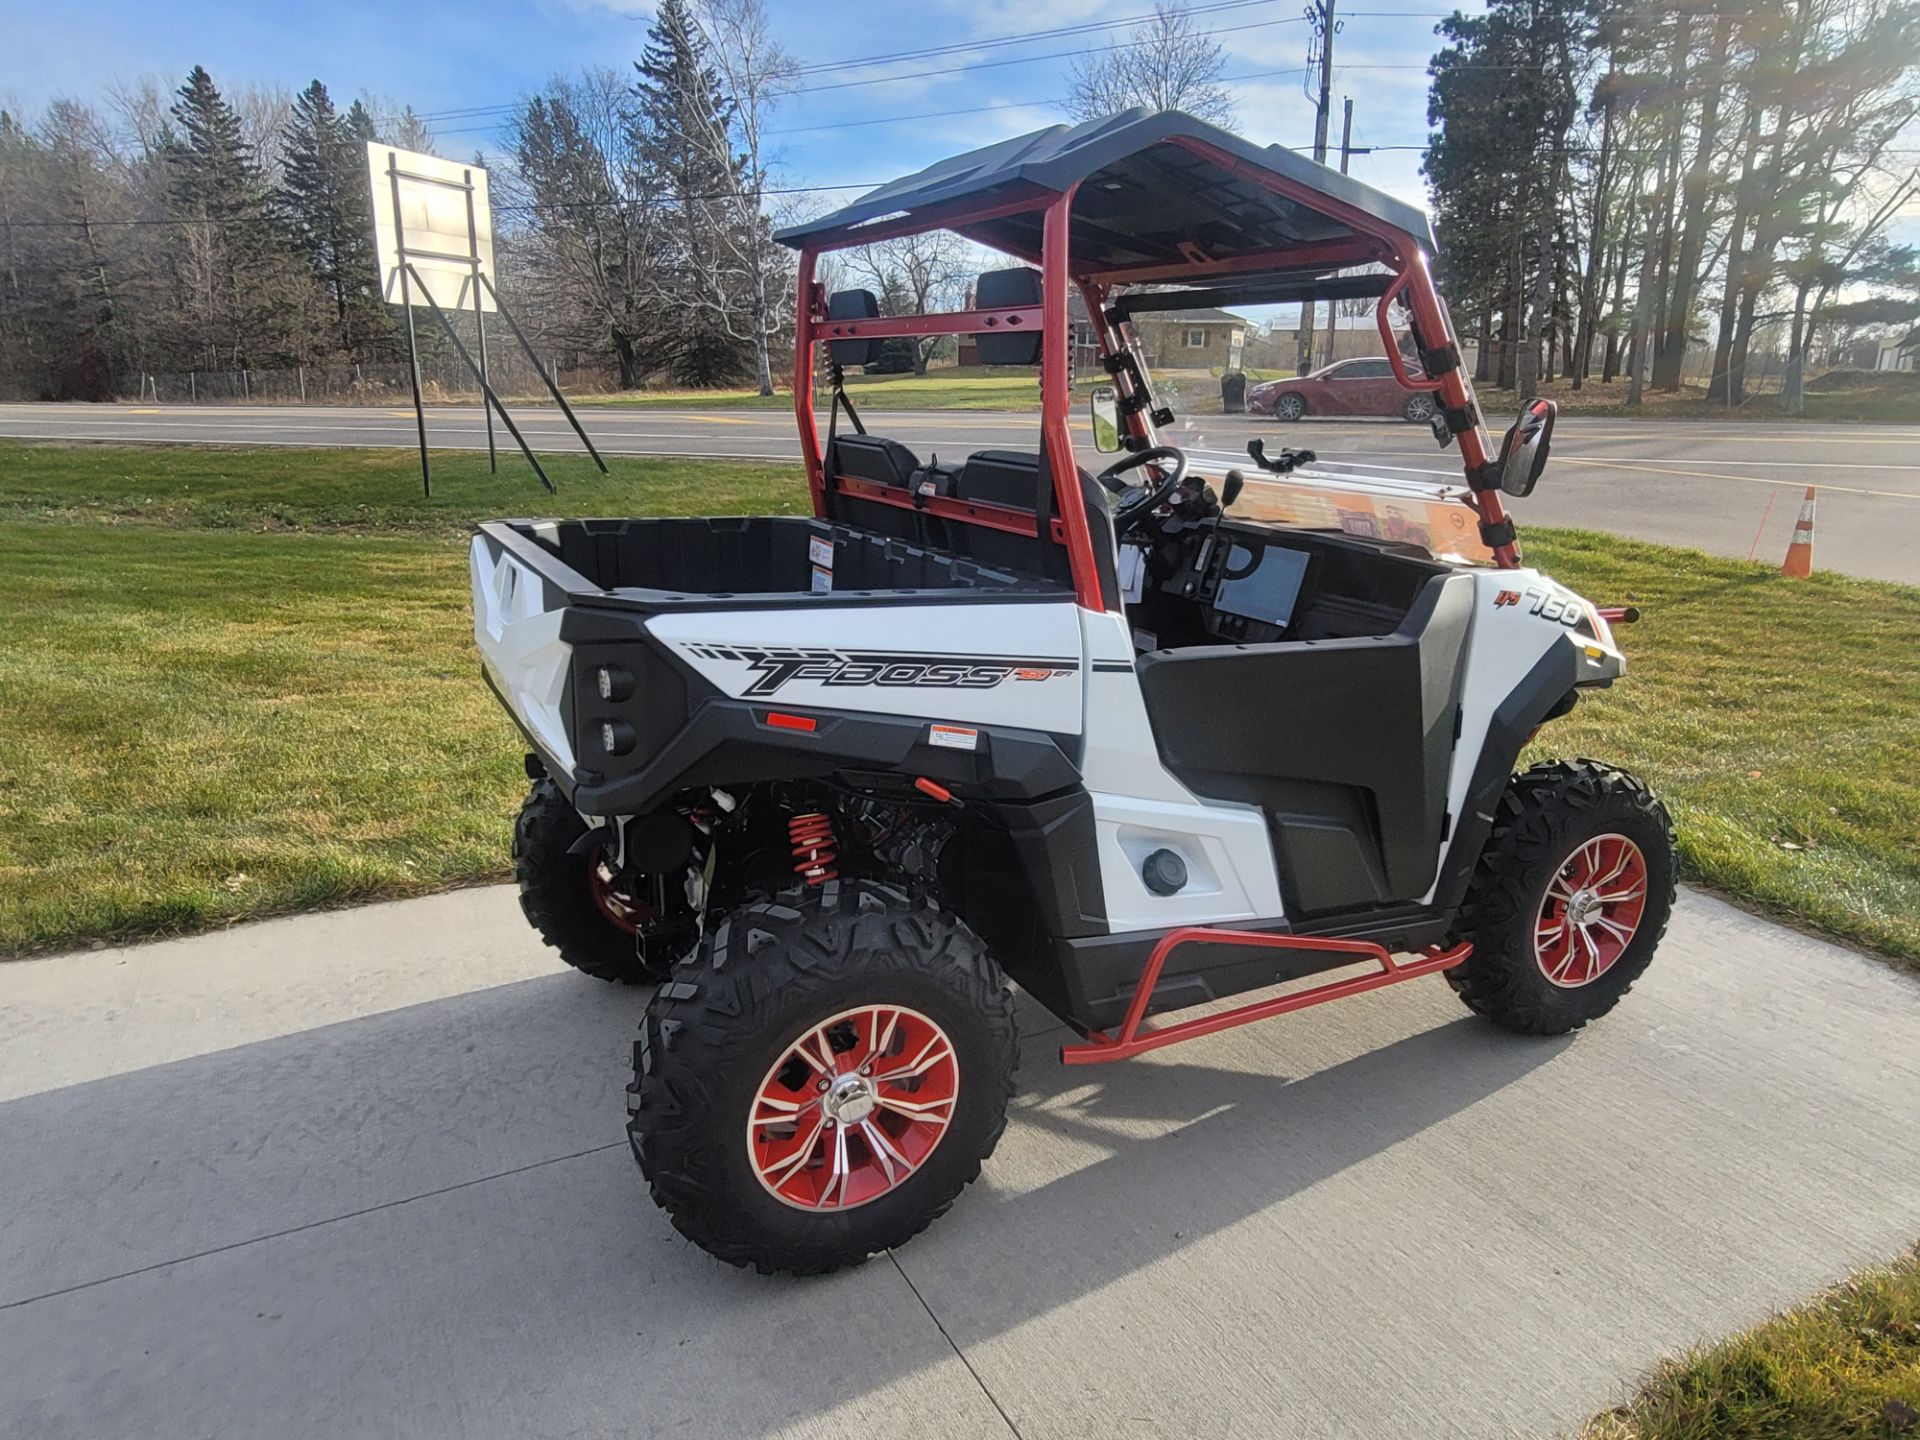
(1097, 446, 1189, 533)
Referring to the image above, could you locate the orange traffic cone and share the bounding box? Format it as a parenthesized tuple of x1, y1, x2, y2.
(1781, 486, 1817, 578)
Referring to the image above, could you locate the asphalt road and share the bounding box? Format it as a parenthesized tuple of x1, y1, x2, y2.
(4, 885, 1917, 1438)
(3, 401, 1918, 585)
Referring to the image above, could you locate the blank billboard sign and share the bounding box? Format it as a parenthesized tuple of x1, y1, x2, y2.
(367, 142, 496, 312)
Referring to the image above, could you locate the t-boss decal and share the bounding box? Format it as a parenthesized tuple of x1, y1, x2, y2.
(1493, 586, 1585, 627)
(681, 644, 1079, 697)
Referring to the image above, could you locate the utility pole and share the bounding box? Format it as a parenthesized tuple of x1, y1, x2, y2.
(1296, 0, 1340, 374)
(1333, 97, 1371, 363)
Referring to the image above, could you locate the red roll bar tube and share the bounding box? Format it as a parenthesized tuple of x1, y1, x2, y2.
(790, 152, 1520, 610)
(1059, 930, 1473, 1065)
(1041, 189, 1109, 611)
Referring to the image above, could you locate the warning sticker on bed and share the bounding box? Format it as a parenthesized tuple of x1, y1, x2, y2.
(927, 724, 979, 752)
(808, 536, 835, 569)
(810, 565, 833, 593)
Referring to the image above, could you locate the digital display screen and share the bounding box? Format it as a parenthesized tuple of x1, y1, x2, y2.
(1214, 543, 1310, 628)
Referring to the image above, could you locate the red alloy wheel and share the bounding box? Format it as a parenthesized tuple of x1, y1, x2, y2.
(586, 849, 650, 935)
(1534, 833, 1650, 988)
(748, 1005, 960, 1211)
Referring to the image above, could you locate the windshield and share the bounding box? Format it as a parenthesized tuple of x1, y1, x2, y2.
(1116, 348, 1494, 565)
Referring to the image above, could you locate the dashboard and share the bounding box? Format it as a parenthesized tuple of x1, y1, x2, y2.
(1125, 517, 1445, 650)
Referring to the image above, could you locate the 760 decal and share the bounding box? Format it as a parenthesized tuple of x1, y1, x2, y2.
(681, 644, 1078, 697)
(1493, 587, 1586, 627)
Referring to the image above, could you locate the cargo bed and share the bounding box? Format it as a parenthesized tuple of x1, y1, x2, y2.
(476, 516, 1068, 613)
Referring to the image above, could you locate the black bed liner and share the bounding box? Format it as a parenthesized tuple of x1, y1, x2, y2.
(479, 516, 1071, 613)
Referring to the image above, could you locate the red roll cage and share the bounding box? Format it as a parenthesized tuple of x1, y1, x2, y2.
(790, 134, 1520, 613)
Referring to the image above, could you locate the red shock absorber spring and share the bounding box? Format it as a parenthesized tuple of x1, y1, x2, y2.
(788, 812, 839, 886)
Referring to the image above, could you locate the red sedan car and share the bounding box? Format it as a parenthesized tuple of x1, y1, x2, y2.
(1248, 356, 1435, 422)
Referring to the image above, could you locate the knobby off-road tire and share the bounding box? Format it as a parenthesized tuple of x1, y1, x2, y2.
(513, 779, 666, 984)
(1448, 759, 1676, 1036)
(629, 880, 1017, 1276)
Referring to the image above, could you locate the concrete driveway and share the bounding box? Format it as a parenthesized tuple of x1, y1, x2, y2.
(3, 885, 1917, 1438)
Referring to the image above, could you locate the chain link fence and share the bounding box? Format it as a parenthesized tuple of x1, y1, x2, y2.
(119, 351, 625, 405)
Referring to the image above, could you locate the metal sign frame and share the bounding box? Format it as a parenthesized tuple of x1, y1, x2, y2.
(372, 146, 607, 496)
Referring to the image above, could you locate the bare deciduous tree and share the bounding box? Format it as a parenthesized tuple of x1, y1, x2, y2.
(844, 231, 970, 374)
(678, 0, 799, 395)
(501, 69, 664, 387)
(1067, 3, 1236, 126)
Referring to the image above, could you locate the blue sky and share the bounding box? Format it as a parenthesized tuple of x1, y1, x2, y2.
(1, 0, 1461, 216)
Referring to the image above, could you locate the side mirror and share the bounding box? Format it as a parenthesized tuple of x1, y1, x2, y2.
(1496, 398, 1556, 498)
(1220, 468, 1246, 509)
(1090, 385, 1122, 454)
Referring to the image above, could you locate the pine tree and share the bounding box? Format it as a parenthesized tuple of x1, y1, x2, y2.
(344, 99, 378, 145)
(633, 0, 755, 386)
(166, 66, 311, 367)
(280, 79, 388, 359)
(510, 79, 662, 387)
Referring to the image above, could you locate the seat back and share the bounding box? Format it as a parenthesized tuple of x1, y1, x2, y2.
(974, 268, 1043, 366)
(826, 288, 880, 367)
(828, 433, 922, 541)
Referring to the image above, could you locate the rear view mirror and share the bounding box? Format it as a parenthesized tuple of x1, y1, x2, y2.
(1090, 385, 1122, 453)
(1497, 398, 1556, 497)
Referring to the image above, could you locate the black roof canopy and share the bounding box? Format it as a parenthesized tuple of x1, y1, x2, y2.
(774, 109, 1436, 273)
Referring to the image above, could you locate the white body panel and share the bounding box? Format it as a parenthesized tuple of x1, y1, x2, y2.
(1076, 608, 1285, 930)
(646, 602, 1088, 734)
(1423, 568, 1624, 904)
(470, 536, 575, 771)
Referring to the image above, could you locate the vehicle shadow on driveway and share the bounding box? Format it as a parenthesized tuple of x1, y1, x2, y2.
(0, 970, 1560, 1438)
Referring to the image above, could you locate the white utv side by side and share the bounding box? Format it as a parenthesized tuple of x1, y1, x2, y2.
(470, 109, 1675, 1276)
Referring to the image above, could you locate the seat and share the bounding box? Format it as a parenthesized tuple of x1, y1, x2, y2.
(944, 450, 1120, 601)
(829, 433, 922, 542)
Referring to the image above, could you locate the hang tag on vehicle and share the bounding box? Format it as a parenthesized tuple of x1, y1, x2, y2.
(1117, 543, 1147, 603)
(808, 536, 835, 569)
(810, 565, 833, 594)
(927, 724, 979, 752)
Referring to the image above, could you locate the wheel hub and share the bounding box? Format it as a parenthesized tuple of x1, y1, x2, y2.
(586, 849, 650, 935)
(821, 1072, 878, 1126)
(1565, 888, 1603, 926)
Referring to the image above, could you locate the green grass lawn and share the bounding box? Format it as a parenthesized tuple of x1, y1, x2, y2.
(1474, 375, 1920, 424)
(1581, 1244, 1920, 1439)
(0, 441, 809, 536)
(1, 442, 1916, 963)
(0, 521, 521, 949)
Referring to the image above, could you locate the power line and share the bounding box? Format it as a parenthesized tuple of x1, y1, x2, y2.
(1, 182, 885, 229)
(792, 15, 1310, 95)
(786, 0, 1281, 77)
(415, 1, 1283, 124)
(762, 66, 1317, 138)
(417, 7, 1464, 126)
